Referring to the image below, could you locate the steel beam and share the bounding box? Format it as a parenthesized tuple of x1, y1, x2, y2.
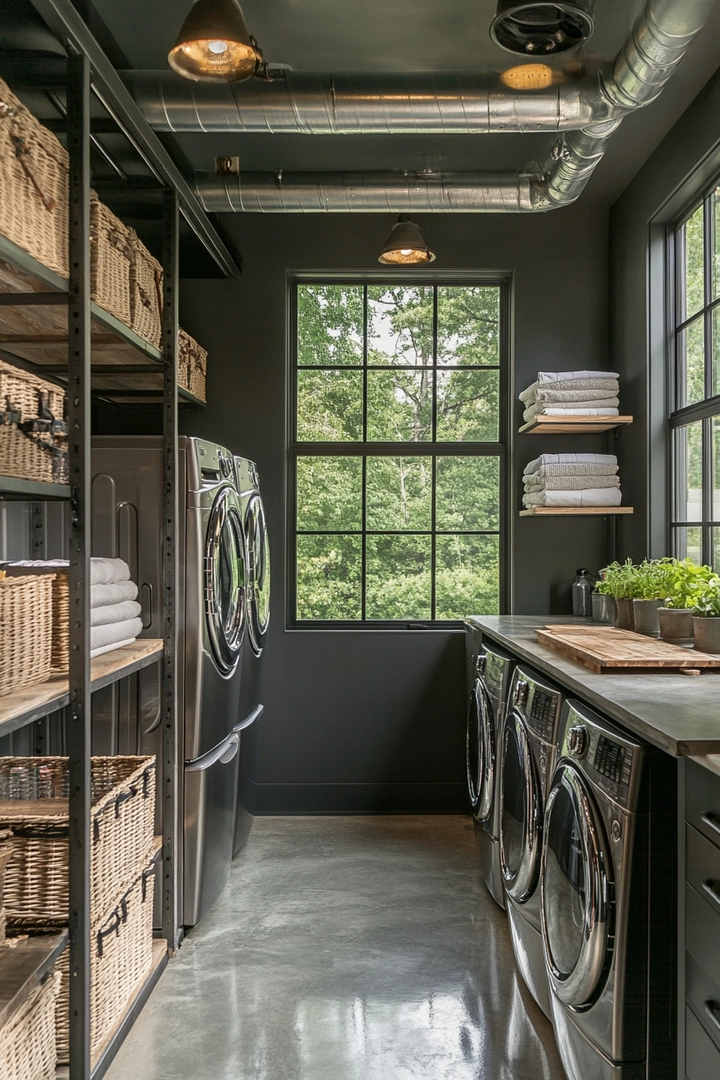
(66, 50, 92, 1080)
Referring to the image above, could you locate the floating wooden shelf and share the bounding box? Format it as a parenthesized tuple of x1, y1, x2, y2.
(0, 640, 163, 740)
(0, 234, 202, 407)
(0, 931, 68, 1031)
(519, 415, 633, 435)
(520, 506, 634, 517)
(0, 475, 70, 500)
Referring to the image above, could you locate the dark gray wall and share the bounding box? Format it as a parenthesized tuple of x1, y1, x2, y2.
(610, 65, 720, 559)
(99, 206, 611, 812)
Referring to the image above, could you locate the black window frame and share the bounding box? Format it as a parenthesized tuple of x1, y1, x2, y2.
(286, 270, 511, 630)
(668, 184, 720, 567)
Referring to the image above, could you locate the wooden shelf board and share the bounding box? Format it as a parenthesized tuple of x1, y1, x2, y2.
(0, 475, 70, 500)
(519, 415, 633, 435)
(520, 506, 634, 517)
(0, 640, 163, 739)
(0, 931, 68, 1030)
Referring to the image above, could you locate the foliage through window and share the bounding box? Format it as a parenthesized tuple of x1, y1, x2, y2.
(671, 189, 720, 569)
(290, 280, 506, 624)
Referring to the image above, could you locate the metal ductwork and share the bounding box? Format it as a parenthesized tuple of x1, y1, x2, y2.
(180, 0, 718, 212)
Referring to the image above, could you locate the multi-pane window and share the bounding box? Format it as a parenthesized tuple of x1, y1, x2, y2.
(289, 279, 507, 625)
(671, 189, 720, 568)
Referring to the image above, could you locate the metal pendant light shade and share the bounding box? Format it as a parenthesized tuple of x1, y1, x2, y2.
(490, 1, 594, 56)
(168, 0, 263, 82)
(378, 216, 436, 265)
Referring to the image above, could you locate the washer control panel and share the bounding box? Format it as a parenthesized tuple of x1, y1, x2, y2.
(561, 702, 640, 810)
(510, 668, 561, 743)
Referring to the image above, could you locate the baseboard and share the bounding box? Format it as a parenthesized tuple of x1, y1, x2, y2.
(254, 782, 468, 814)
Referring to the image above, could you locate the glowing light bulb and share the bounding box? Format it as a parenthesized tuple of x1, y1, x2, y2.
(208, 39, 229, 53)
(400, 248, 413, 256)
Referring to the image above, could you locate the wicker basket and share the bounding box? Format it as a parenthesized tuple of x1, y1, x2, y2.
(0, 575, 54, 697)
(130, 233, 163, 348)
(0, 829, 13, 945)
(90, 197, 134, 328)
(0, 358, 68, 486)
(178, 330, 208, 403)
(1, 756, 156, 922)
(1, 565, 70, 674)
(0, 77, 69, 278)
(0, 968, 60, 1080)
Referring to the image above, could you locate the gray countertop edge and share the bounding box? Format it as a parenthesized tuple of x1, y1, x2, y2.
(470, 616, 720, 760)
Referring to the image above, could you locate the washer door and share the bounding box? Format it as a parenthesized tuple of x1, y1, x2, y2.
(500, 710, 542, 903)
(246, 493, 270, 656)
(541, 763, 614, 1009)
(466, 681, 483, 812)
(205, 487, 246, 674)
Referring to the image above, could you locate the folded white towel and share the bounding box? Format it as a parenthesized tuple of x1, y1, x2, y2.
(531, 463, 619, 479)
(524, 453, 617, 477)
(91, 600, 142, 627)
(90, 558, 131, 586)
(90, 638, 136, 660)
(90, 617, 142, 653)
(524, 475, 621, 491)
(520, 377, 620, 403)
(536, 370, 620, 383)
(523, 488, 623, 507)
(523, 401, 619, 421)
(91, 580, 139, 608)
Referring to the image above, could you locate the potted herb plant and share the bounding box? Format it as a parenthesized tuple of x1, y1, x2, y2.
(631, 558, 677, 637)
(658, 559, 714, 643)
(692, 577, 720, 653)
(597, 559, 639, 631)
(593, 574, 616, 625)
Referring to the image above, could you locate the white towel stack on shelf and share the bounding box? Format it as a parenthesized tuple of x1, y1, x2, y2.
(89, 558, 142, 657)
(520, 370, 620, 423)
(523, 453, 622, 508)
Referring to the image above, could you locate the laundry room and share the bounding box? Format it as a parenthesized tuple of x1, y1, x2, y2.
(1, 1, 720, 1079)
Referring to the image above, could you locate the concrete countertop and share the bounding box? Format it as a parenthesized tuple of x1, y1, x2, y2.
(469, 615, 720, 758)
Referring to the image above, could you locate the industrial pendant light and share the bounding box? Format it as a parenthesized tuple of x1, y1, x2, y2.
(168, 0, 263, 82)
(490, 1, 594, 56)
(378, 216, 436, 265)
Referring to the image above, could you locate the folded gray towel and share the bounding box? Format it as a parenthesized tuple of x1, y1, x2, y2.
(90, 558, 131, 586)
(90, 617, 142, 652)
(524, 453, 617, 476)
(523, 487, 623, 507)
(523, 401, 619, 421)
(536, 370, 620, 383)
(91, 600, 142, 627)
(91, 580, 139, 608)
(525, 475, 621, 491)
(520, 377, 620, 403)
(531, 463, 618, 479)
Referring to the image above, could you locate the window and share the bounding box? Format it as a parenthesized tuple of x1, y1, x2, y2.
(670, 189, 720, 568)
(289, 278, 508, 626)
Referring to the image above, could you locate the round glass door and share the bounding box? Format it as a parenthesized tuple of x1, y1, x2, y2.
(541, 764, 613, 1008)
(500, 711, 542, 903)
(246, 493, 270, 655)
(476, 685, 495, 823)
(466, 682, 483, 810)
(205, 487, 246, 674)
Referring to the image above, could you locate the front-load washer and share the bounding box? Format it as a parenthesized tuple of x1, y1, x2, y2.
(541, 701, 676, 1080)
(464, 619, 515, 909)
(500, 664, 564, 1020)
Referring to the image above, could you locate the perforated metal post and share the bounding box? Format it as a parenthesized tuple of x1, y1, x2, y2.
(66, 50, 92, 1080)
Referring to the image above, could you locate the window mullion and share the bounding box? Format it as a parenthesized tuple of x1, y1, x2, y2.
(703, 415, 713, 564)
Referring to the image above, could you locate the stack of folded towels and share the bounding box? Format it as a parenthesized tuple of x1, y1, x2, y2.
(90, 558, 142, 658)
(523, 453, 621, 508)
(520, 369, 620, 423)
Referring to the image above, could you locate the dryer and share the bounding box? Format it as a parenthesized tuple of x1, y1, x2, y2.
(541, 701, 676, 1080)
(464, 619, 515, 909)
(500, 664, 564, 1020)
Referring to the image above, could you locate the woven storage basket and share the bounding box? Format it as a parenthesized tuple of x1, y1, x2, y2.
(0, 829, 13, 946)
(178, 330, 208, 403)
(129, 233, 163, 348)
(0, 575, 54, 697)
(0, 968, 60, 1080)
(0, 358, 68, 485)
(1, 756, 156, 922)
(2, 565, 70, 674)
(90, 196, 134, 328)
(0, 77, 69, 278)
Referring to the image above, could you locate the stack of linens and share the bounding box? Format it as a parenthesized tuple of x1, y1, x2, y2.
(520, 370, 620, 423)
(523, 453, 621, 508)
(90, 558, 142, 657)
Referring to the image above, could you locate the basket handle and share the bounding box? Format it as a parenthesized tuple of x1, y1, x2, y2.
(113, 785, 137, 818)
(96, 911, 122, 957)
(10, 135, 57, 212)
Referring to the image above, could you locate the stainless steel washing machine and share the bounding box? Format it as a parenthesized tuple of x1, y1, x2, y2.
(464, 619, 515, 909)
(500, 664, 563, 1020)
(541, 701, 676, 1080)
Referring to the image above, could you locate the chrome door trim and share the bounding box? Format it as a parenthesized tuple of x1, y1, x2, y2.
(541, 762, 613, 1009)
(477, 682, 495, 823)
(246, 492, 270, 655)
(501, 709, 542, 903)
(466, 681, 483, 810)
(205, 486, 246, 674)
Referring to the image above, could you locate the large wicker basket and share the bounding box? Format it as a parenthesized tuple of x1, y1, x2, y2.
(90, 196, 134, 328)
(130, 233, 163, 348)
(0, 575, 54, 697)
(0, 77, 69, 278)
(1, 756, 156, 922)
(0, 829, 13, 945)
(0, 968, 60, 1080)
(179, 329, 208, 403)
(1, 563, 69, 673)
(0, 358, 68, 485)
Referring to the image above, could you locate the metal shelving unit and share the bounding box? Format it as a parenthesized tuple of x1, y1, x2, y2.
(0, 1, 241, 1074)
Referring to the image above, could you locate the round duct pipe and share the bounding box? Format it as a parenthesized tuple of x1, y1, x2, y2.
(490, 1, 595, 56)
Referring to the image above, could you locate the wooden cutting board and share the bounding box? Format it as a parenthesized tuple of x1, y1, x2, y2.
(535, 624, 720, 673)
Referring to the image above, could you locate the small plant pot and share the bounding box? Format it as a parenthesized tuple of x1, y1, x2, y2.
(632, 599, 662, 637)
(615, 597, 635, 632)
(591, 593, 603, 622)
(693, 617, 720, 654)
(658, 608, 694, 644)
(600, 595, 617, 626)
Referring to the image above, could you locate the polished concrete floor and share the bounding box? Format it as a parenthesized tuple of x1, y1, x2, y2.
(106, 816, 565, 1080)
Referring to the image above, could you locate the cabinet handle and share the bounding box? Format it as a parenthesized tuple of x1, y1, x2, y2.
(704, 1000, 720, 1035)
(701, 812, 720, 838)
(701, 880, 720, 909)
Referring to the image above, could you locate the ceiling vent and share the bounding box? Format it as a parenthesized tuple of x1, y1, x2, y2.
(490, 1, 595, 56)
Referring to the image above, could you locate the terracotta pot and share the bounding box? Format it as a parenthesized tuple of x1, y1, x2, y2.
(693, 617, 720, 654)
(658, 607, 693, 643)
(632, 599, 662, 637)
(615, 597, 635, 632)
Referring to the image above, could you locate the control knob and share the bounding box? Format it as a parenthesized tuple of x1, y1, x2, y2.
(568, 724, 589, 758)
(513, 680, 529, 709)
(219, 454, 233, 479)
(476, 653, 487, 675)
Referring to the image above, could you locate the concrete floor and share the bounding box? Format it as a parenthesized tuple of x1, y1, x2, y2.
(106, 816, 565, 1080)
